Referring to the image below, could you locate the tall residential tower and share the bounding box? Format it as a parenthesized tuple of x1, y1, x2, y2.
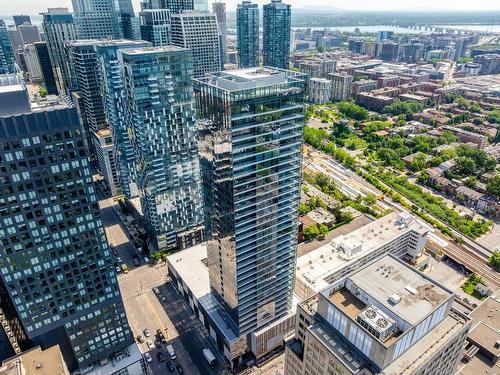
(195, 67, 306, 336)
(0, 20, 16, 74)
(236, 1, 259, 68)
(263, 0, 291, 69)
(122, 46, 205, 250)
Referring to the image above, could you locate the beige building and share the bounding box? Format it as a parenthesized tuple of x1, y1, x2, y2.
(285, 255, 471, 375)
(0, 345, 70, 375)
(93, 128, 120, 196)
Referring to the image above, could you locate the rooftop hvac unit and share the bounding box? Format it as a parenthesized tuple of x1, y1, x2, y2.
(357, 305, 397, 342)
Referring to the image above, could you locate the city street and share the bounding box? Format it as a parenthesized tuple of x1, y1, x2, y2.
(99, 195, 224, 375)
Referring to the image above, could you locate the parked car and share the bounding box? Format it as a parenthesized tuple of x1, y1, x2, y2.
(117, 256, 123, 263)
(144, 353, 152, 363)
(115, 266, 121, 274)
(146, 339, 154, 349)
(143, 328, 150, 337)
(153, 287, 160, 295)
(176, 364, 184, 374)
(166, 361, 175, 372)
(136, 335, 144, 343)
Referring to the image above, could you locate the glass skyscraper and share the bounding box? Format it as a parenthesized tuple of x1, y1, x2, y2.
(0, 80, 133, 370)
(94, 40, 152, 199)
(194, 67, 306, 336)
(40, 8, 77, 95)
(263, 0, 291, 70)
(0, 20, 17, 74)
(121, 46, 204, 251)
(236, 1, 259, 68)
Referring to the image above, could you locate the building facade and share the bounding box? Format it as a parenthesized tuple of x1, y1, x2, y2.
(308, 78, 331, 104)
(139, 8, 172, 46)
(33, 42, 58, 95)
(329, 72, 353, 101)
(262, 0, 291, 69)
(23, 44, 43, 83)
(121, 46, 205, 250)
(93, 128, 120, 196)
(94, 39, 152, 199)
(13, 15, 31, 27)
(212, 2, 227, 65)
(0, 20, 16, 74)
(171, 11, 222, 78)
(0, 82, 133, 370)
(236, 0, 259, 68)
(40, 8, 77, 95)
(194, 67, 306, 336)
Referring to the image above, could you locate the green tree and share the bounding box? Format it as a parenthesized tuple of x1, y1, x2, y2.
(410, 152, 428, 172)
(364, 193, 377, 206)
(455, 157, 476, 176)
(464, 176, 478, 189)
(318, 224, 329, 237)
(337, 101, 369, 121)
(486, 175, 500, 199)
(38, 87, 48, 98)
(383, 99, 423, 120)
(303, 225, 320, 241)
(487, 109, 500, 124)
(489, 251, 500, 269)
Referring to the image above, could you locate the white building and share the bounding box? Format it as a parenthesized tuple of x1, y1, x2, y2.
(93, 128, 120, 196)
(295, 212, 429, 300)
(308, 77, 331, 104)
(329, 72, 353, 101)
(171, 11, 222, 77)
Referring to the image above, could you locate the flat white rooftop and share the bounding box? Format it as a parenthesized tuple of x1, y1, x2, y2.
(349, 255, 451, 326)
(296, 212, 427, 294)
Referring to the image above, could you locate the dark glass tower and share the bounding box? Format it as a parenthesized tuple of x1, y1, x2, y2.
(0, 81, 133, 370)
(263, 0, 291, 70)
(236, 1, 259, 68)
(0, 20, 16, 74)
(194, 67, 306, 336)
(34, 42, 58, 95)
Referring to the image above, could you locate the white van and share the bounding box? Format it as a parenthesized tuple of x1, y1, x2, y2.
(166, 344, 176, 360)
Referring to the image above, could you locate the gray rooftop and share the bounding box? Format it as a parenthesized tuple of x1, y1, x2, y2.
(348, 255, 452, 326)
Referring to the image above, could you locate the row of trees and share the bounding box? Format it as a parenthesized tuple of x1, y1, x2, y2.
(304, 126, 357, 168)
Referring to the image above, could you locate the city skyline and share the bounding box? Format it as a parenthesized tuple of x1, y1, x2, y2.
(2, 0, 500, 16)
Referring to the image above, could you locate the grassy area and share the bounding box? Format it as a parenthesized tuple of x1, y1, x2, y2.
(461, 274, 487, 300)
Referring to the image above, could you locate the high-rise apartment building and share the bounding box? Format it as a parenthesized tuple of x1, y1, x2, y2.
(285, 255, 471, 375)
(263, 0, 291, 69)
(212, 2, 227, 65)
(121, 46, 205, 250)
(171, 11, 222, 77)
(13, 15, 31, 27)
(94, 128, 120, 196)
(40, 8, 77, 94)
(139, 8, 172, 46)
(33, 42, 58, 95)
(193, 0, 209, 11)
(94, 39, 151, 199)
(194, 67, 306, 336)
(0, 20, 16, 74)
(66, 40, 108, 151)
(72, 0, 137, 40)
(329, 72, 353, 101)
(17, 24, 42, 46)
(0, 76, 133, 370)
(236, 0, 259, 68)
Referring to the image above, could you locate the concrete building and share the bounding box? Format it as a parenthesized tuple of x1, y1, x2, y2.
(0, 20, 16, 74)
(40, 8, 77, 94)
(33, 42, 58, 95)
(285, 255, 471, 375)
(352, 79, 378, 97)
(441, 125, 487, 149)
(171, 11, 222, 78)
(194, 67, 305, 343)
(94, 128, 120, 196)
(23, 44, 43, 83)
(94, 39, 152, 199)
(194, 0, 209, 11)
(329, 72, 353, 101)
(212, 2, 227, 65)
(299, 59, 336, 79)
(162, 0, 195, 14)
(0, 346, 70, 375)
(236, 0, 259, 68)
(139, 8, 172, 46)
(308, 77, 331, 104)
(17, 24, 41, 46)
(295, 212, 428, 301)
(121, 46, 205, 250)
(263, 0, 291, 69)
(72, 0, 138, 40)
(0, 78, 133, 370)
